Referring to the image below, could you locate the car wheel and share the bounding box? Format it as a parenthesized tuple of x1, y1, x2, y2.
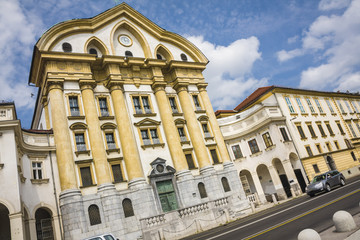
(340, 178, 345, 186)
(326, 183, 331, 192)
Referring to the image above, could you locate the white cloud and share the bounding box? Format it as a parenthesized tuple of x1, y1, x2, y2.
(319, 0, 351, 11)
(276, 0, 360, 92)
(0, 0, 41, 108)
(277, 49, 303, 62)
(187, 36, 267, 109)
(287, 35, 299, 44)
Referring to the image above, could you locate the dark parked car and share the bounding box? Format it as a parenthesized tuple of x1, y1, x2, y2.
(305, 170, 345, 197)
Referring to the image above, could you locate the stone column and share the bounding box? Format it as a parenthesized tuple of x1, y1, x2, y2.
(152, 82, 189, 172)
(198, 83, 230, 163)
(9, 212, 24, 240)
(28, 219, 37, 240)
(106, 81, 145, 186)
(80, 80, 111, 185)
(175, 84, 211, 170)
(268, 165, 287, 200)
(251, 171, 267, 204)
(282, 159, 301, 196)
(47, 81, 77, 190)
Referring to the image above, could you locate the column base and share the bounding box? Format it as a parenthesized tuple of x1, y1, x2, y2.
(223, 161, 235, 171)
(59, 188, 82, 203)
(128, 178, 147, 189)
(176, 170, 193, 181)
(199, 165, 215, 175)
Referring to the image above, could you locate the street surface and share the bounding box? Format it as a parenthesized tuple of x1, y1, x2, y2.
(182, 175, 360, 240)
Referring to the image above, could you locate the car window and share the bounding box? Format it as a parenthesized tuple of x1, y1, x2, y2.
(330, 171, 339, 176)
(88, 238, 102, 240)
(312, 174, 325, 182)
(104, 235, 115, 240)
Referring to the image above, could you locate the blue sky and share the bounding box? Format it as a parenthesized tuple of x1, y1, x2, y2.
(1, 0, 359, 128)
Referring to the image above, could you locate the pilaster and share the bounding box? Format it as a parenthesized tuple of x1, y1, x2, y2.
(251, 171, 267, 203)
(9, 212, 24, 240)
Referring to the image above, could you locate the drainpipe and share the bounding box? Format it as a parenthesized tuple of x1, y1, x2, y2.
(47, 133, 64, 240)
(274, 94, 309, 184)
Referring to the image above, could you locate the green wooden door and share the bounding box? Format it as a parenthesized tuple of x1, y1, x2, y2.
(156, 180, 178, 212)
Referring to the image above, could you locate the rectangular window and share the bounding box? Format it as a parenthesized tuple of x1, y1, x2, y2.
(69, 96, 80, 116)
(313, 164, 320, 173)
(178, 127, 187, 142)
(80, 166, 93, 187)
(210, 149, 219, 164)
(285, 97, 295, 113)
(306, 146, 313, 156)
(337, 122, 345, 135)
(345, 101, 353, 113)
(355, 122, 360, 133)
(202, 124, 211, 138)
(297, 125, 306, 139)
(334, 141, 339, 150)
(193, 95, 202, 110)
(185, 153, 196, 169)
(296, 97, 305, 113)
(248, 139, 260, 154)
(326, 99, 335, 113)
(326, 123, 334, 136)
(314, 99, 324, 113)
(307, 124, 317, 138)
(232, 145, 243, 159)
(337, 100, 346, 114)
(352, 101, 359, 113)
(150, 129, 160, 144)
(105, 133, 116, 149)
(326, 142, 332, 151)
(0, 110, 6, 117)
(317, 123, 326, 137)
(141, 129, 151, 145)
(279, 127, 290, 141)
(262, 132, 273, 148)
(98, 98, 109, 116)
(32, 162, 43, 179)
(306, 98, 315, 113)
(132, 96, 152, 114)
(111, 164, 123, 183)
(169, 97, 179, 113)
(348, 123, 357, 138)
(316, 144, 322, 153)
(75, 133, 86, 151)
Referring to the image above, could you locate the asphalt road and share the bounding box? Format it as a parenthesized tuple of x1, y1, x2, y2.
(182, 175, 360, 240)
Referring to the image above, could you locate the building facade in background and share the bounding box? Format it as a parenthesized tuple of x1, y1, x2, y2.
(26, 3, 249, 239)
(0, 102, 62, 240)
(216, 86, 360, 188)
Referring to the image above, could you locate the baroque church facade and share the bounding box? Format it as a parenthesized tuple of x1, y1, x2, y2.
(15, 3, 250, 239)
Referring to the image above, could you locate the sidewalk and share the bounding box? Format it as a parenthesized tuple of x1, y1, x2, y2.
(319, 212, 360, 240)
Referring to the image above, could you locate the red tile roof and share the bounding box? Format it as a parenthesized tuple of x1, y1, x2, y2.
(233, 86, 274, 111)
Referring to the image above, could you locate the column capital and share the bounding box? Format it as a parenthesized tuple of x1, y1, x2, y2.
(152, 81, 167, 93)
(46, 79, 64, 94)
(105, 80, 125, 92)
(173, 82, 189, 94)
(41, 96, 48, 106)
(197, 83, 208, 92)
(79, 80, 96, 91)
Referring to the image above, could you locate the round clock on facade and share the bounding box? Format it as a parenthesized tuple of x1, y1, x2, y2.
(118, 35, 132, 47)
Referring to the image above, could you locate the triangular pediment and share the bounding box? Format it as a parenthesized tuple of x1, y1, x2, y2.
(134, 118, 160, 127)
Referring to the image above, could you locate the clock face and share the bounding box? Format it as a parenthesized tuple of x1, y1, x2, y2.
(119, 35, 132, 46)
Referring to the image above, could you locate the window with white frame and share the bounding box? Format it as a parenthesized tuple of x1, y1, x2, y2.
(351, 101, 359, 113)
(305, 146, 313, 156)
(105, 133, 116, 149)
(348, 123, 357, 138)
(141, 129, 160, 145)
(75, 133, 87, 151)
(279, 127, 290, 141)
(326, 99, 335, 113)
(248, 139, 260, 154)
(32, 162, 43, 179)
(345, 101, 353, 113)
(284, 97, 295, 113)
(337, 100, 346, 114)
(132, 96, 152, 114)
(314, 99, 324, 113)
(202, 123, 211, 138)
(177, 127, 187, 142)
(169, 97, 179, 113)
(262, 132, 273, 148)
(306, 98, 315, 113)
(193, 95, 202, 111)
(295, 97, 305, 113)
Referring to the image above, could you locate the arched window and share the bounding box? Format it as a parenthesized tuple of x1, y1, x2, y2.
(180, 53, 187, 61)
(221, 177, 231, 192)
(156, 54, 163, 60)
(62, 42, 72, 52)
(125, 51, 133, 57)
(89, 48, 98, 56)
(88, 204, 101, 225)
(122, 198, 134, 218)
(198, 182, 207, 198)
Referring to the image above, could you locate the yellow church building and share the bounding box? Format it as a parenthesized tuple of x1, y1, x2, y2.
(26, 3, 250, 239)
